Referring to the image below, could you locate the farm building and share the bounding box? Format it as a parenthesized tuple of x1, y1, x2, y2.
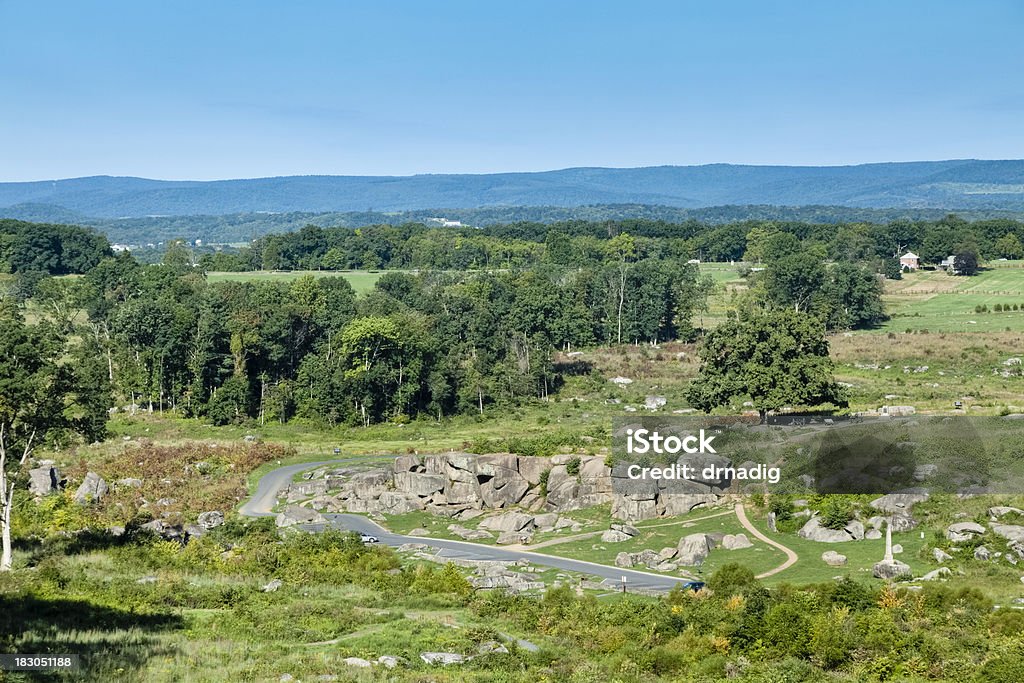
(899, 251, 920, 270)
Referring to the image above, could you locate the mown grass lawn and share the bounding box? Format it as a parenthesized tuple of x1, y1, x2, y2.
(206, 269, 388, 294)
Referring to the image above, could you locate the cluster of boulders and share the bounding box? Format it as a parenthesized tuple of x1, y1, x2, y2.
(281, 451, 730, 523)
(614, 531, 752, 572)
(397, 544, 546, 594)
(798, 491, 927, 544)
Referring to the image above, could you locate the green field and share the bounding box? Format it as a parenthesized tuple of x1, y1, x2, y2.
(206, 269, 388, 294)
(878, 263, 1024, 333)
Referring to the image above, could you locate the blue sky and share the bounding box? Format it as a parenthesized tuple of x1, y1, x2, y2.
(1, 1, 1022, 181)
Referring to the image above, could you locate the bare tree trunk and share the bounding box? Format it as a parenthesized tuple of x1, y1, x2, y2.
(1, 425, 35, 572)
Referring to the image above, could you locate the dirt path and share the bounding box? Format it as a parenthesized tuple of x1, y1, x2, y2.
(733, 503, 799, 579)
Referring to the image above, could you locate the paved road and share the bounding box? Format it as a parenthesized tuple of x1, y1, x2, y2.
(240, 459, 696, 592)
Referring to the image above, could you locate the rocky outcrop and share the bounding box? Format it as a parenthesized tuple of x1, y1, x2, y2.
(676, 533, 715, 566)
(798, 516, 865, 543)
(275, 505, 326, 528)
(992, 524, 1024, 543)
(946, 522, 986, 542)
(74, 472, 108, 505)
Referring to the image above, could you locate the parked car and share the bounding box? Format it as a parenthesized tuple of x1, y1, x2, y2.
(679, 580, 705, 592)
(359, 533, 379, 544)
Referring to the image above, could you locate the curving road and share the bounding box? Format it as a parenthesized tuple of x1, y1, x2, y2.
(240, 459, 698, 592)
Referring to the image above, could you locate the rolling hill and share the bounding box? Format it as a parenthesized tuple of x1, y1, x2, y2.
(3, 160, 1024, 219)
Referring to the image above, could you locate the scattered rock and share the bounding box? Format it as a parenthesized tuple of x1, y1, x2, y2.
(892, 544, 903, 554)
(946, 522, 986, 542)
(644, 396, 667, 411)
(342, 657, 373, 668)
(610, 377, 633, 386)
(600, 529, 633, 543)
(420, 652, 467, 665)
(920, 567, 952, 581)
(974, 546, 991, 561)
(865, 529, 882, 540)
(197, 511, 224, 530)
(722, 533, 753, 550)
(479, 511, 534, 533)
(822, 551, 848, 566)
(74, 472, 108, 505)
(933, 548, 953, 563)
(408, 528, 431, 537)
(615, 552, 633, 568)
(496, 530, 533, 545)
(377, 655, 401, 669)
(115, 477, 143, 489)
(989, 506, 1024, 520)
(991, 524, 1024, 543)
(262, 579, 283, 593)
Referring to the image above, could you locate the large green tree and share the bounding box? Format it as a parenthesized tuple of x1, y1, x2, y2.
(686, 309, 848, 421)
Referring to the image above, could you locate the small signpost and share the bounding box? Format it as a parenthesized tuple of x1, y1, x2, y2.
(621, 575, 627, 593)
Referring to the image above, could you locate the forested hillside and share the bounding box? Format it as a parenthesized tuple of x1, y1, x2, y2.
(3, 160, 1024, 221)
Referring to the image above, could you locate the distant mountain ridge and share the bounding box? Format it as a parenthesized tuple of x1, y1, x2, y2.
(3, 160, 1024, 218)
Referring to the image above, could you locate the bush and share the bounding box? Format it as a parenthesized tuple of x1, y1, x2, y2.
(708, 563, 756, 597)
(819, 497, 854, 530)
(566, 456, 582, 476)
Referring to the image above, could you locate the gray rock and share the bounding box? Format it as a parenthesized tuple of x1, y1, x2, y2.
(865, 529, 882, 540)
(447, 525, 494, 541)
(407, 528, 431, 537)
(658, 546, 678, 561)
(115, 477, 143, 489)
(870, 492, 929, 514)
(798, 516, 863, 543)
(480, 511, 534, 533)
(644, 395, 667, 411)
(722, 533, 753, 550)
(342, 657, 372, 668)
(974, 546, 991, 561)
(892, 543, 903, 554)
(873, 559, 911, 580)
(822, 551, 847, 566)
(496, 530, 532, 545)
(920, 567, 952, 581)
(420, 652, 467, 665)
(989, 506, 1024, 519)
(28, 466, 61, 497)
(614, 552, 633, 568)
(676, 533, 715, 566)
(991, 524, 1024, 543)
(377, 655, 401, 669)
(610, 522, 640, 537)
(600, 529, 633, 543)
(262, 579, 283, 592)
(933, 548, 953, 563)
(197, 511, 224, 530)
(946, 522, 986, 542)
(74, 472, 108, 505)
(477, 641, 509, 655)
(275, 505, 326, 528)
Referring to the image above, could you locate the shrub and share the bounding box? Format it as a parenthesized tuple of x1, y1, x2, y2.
(819, 497, 854, 530)
(566, 456, 582, 476)
(708, 563, 756, 597)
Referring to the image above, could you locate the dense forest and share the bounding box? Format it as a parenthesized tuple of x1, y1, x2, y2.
(7, 202, 1024, 245)
(3, 213, 1023, 428)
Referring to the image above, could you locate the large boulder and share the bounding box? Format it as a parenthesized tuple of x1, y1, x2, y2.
(798, 516, 864, 543)
(448, 525, 494, 541)
(600, 529, 633, 543)
(946, 522, 986, 542)
(989, 506, 1024, 520)
(991, 524, 1024, 543)
(676, 533, 715, 566)
(28, 466, 62, 497)
(496, 530, 532, 545)
(870, 492, 928, 514)
(722, 533, 753, 550)
(872, 559, 911, 580)
(74, 472, 108, 505)
(394, 472, 446, 497)
(822, 551, 848, 566)
(275, 505, 326, 528)
(479, 511, 534, 533)
(480, 477, 529, 508)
